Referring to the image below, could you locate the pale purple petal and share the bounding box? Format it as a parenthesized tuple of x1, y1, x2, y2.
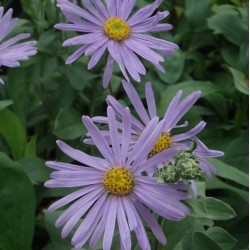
(55, 186, 104, 227)
(88, 197, 111, 248)
(107, 106, 122, 165)
(65, 45, 88, 64)
(71, 193, 107, 248)
(128, 0, 162, 26)
(117, 198, 131, 250)
(134, 147, 178, 174)
(103, 55, 114, 88)
(122, 80, 150, 125)
(103, 196, 117, 250)
(121, 108, 132, 165)
(173, 121, 206, 142)
(106, 95, 145, 131)
(88, 42, 108, 69)
(145, 82, 157, 119)
(47, 185, 101, 211)
(82, 116, 115, 165)
(135, 201, 166, 245)
(56, 140, 108, 170)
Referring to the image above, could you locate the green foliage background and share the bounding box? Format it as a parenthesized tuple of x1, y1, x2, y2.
(0, 0, 248, 249)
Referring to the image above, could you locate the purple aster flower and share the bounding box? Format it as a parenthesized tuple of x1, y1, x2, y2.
(45, 106, 190, 250)
(0, 7, 37, 84)
(55, 0, 178, 88)
(86, 80, 204, 163)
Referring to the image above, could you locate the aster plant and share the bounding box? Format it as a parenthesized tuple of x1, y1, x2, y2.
(55, 0, 178, 87)
(45, 106, 190, 250)
(0, 7, 37, 84)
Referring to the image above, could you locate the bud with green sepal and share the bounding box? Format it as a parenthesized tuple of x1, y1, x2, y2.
(156, 164, 179, 184)
(155, 141, 207, 184)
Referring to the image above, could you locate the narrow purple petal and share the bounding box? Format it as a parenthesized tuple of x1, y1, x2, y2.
(145, 82, 157, 119)
(106, 95, 145, 131)
(55, 186, 104, 227)
(47, 185, 101, 212)
(122, 80, 150, 125)
(126, 117, 159, 167)
(107, 106, 122, 165)
(103, 54, 114, 88)
(82, 116, 115, 166)
(121, 108, 132, 165)
(103, 196, 117, 250)
(135, 147, 178, 174)
(56, 140, 107, 170)
(71, 193, 107, 248)
(173, 121, 206, 141)
(89, 197, 111, 248)
(65, 45, 88, 64)
(117, 198, 131, 250)
(135, 201, 166, 245)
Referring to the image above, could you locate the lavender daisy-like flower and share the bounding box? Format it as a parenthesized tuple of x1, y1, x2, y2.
(87, 80, 204, 162)
(45, 106, 190, 250)
(55, 0, 178, 87)
(0, 7, 37, 84)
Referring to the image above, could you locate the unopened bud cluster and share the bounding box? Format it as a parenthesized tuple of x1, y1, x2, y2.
(156, 142, 205, 184)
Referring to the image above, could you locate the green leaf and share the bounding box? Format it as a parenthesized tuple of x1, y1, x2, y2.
(207, 8, 248, 46)
(206, 176, 248, 202)
(53, 107, 86, 140)
(160, 217, 204, 250)
(0, 108, 26, 160)
(188, 195, 236, 220)
(25, 135, 37, 157)
(19, 156, 50, 184)
(185, 0, 210, 29)
(44, 210, 73, 246)
(0, 100, 13, 111)
(224, 131, 249, 173)
(206, 226, 237, 250)
(207, 158, 248, 187)
(0, 152, 35, 250)
(226, 66, 248, 95)
(193, 232, 222, 250)
(158, 81, 219, 117)
(157, 50, 185, 84)
(65, 64, 95, 91)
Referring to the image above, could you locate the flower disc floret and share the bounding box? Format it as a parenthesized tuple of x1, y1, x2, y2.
(103, 17, 130, 41)
(149, 133, 173, 158)
(103, 167, 134, 195)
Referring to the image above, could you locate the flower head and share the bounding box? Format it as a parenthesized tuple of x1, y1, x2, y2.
(45, 106, 190, 250)
(0, 7, 37, 84)
(86, 80, 204, 167)
(55, 0, 178, 87)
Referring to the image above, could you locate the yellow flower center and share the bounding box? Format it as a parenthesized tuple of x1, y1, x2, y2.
(103, 17, 130, 41)
(149, 133, 173, 158)
(103, 167, 134, 196)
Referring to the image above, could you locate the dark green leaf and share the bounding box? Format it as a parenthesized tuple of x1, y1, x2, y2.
(19, 156, 50, 184)
(53, 107, 86, 140)
(187, 195, 236, 220)
(0, 152, 35, 250)
(226, 66, 248, 95)
(193, 232, 222, 250)
(0, 108, 26, 160)
(206, 226, 237, 250)
(0, 100, 13, 111)
(207, 158, 248, 187)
